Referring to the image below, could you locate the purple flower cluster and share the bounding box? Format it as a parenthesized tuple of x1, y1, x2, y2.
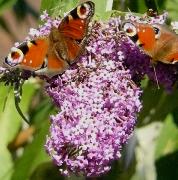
(45, 19, 142, 176)
(28, 10, 60, 39)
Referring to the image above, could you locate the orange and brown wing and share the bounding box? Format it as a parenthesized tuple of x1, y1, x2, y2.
(58, 1, 95, 40)
(136, 23, 156, 55)
(46, 51, 69, 77)
(52, 1, 95, 65)
(151, 25, 178, 63)
(4, 38, 49, 71)
(37, 1, 95, 76)
(122, 21, 156, 57)
(122, 21, 178, 64)
(159, 39, 178, 64)
(21, 39, 49, 70)
(65, 38, 82, 62)
(122, 21, 156, 58)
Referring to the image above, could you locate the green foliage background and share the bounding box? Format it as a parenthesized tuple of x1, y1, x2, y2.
(0, 0, 178, 180)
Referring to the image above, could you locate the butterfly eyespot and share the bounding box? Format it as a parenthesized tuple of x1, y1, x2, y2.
(153, 25, 161, 39)
(11, 52, 20, 59)
(77, 2, 91, 19)
(122, 22, 137, 37)
(6, 47, 24, 66)
(80, 5, 87, 15)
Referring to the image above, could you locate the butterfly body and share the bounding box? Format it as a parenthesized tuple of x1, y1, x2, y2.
(4, 1, 95, 77)
(122, 21, 178, 64)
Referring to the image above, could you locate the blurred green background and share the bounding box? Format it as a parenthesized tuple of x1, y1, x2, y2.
(0, 0, 178, 180)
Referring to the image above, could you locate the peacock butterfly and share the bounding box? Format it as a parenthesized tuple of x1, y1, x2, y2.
(121, 21, 178, 64)
(4, 1, 95, 77)
(1, 1, 95, 123)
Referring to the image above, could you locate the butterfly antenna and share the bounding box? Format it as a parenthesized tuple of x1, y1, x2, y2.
(14, 79, 29, 124)
(127, 7, 133, 15)
(152, 64, 160, 89)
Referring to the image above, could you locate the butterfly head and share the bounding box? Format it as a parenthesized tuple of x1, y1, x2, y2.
(146, 9, 158, 17)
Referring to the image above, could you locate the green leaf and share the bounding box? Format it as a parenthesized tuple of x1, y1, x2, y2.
(30, 97, 55, 125)
(128, 0, 147, 13)
(67, 175, 84, 180)
(0, 82, 36, 180)
(157, 0, 167, 10)
(13, 0, 39, 21)
(40, 0, 112, 20)
(21, 83, 38, 115)
(172, 107, 178, 127)
(92, 0, 108, 18)
(0, 82, 36, 145)
(0, 0, 18, 14)
(144, 0, 159, 12)
(155, 114, 178, 160)
(0, 85, 20, 145)
(11, 89, 56, 180)
(30, 162, 65, 180)
(138, 83, 178, 127)
(155, 151, 178, 180)
(165, 0, 178, 20)
(11, 120, 50, 180)
(138, 84, 164, 126)
(40, 0, 78, 17)
(0, 146, 13, 180)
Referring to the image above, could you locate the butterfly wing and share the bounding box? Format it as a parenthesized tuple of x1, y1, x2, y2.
(4, 38, 49, 71)
(158, 38, 178, 64)
(135, 23, 156, 57)
(122, 21, 178, 64)
(44, 1, 94, 76)
(59, 1, 94, 40)
(57, 1, 95, 63)
(151, 25, 178, 63)
(122, 21, 156, 57)
(4, 1, 95, 77)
